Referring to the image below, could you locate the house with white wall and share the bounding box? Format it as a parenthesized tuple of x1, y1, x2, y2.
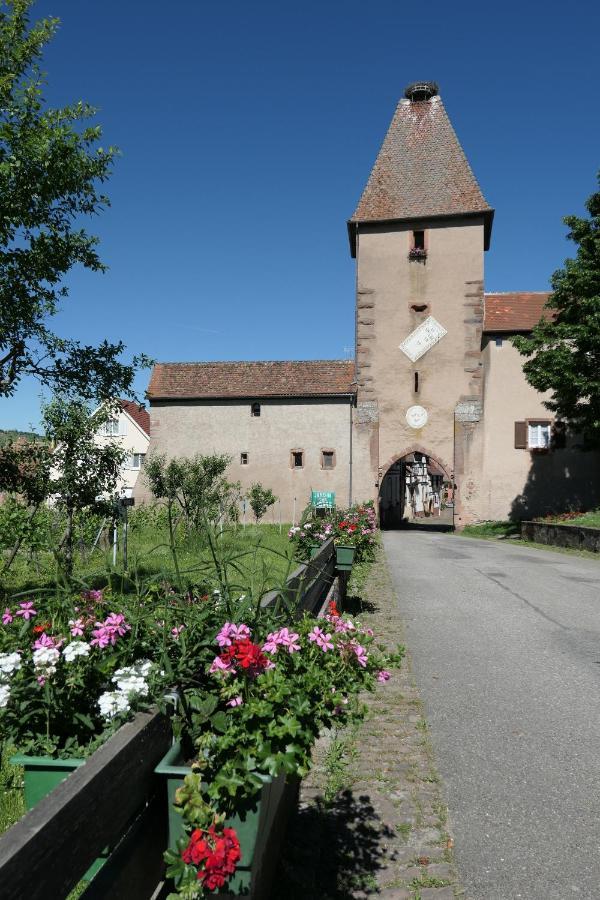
(95, 400, 150, 497)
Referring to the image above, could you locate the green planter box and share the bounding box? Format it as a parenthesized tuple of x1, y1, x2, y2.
(10, 752, 85, 809)
(335, 544, 356, 570)
(155, 742, 298, 898)
(309, 544, 322, 559)
(10, 753, 107, 878)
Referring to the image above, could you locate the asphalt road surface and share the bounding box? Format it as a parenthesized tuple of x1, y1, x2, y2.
(383, 531, 600, 900)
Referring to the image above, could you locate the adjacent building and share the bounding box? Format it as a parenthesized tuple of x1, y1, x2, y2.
(95, 400, 150, 498)
(137, 82, 600, 525)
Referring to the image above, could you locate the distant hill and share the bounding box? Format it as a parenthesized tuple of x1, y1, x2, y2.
(0, 429, 46, 447)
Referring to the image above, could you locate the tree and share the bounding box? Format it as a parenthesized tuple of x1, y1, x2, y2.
(144, 453, 238, 532)
(0, 0, 148, 399)
(513, 174, 600, 444)
(43, 397, 125, 575)
(247, 483, 277, 523)
(0, 436, 51, 573)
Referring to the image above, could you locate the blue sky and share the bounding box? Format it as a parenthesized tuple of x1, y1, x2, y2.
(3, 0, 599, 431)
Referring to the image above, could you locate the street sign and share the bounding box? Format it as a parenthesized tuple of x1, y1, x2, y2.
(311, 491, 335, 509)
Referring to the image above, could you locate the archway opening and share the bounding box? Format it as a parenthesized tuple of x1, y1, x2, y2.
(379, 451, 453, 530)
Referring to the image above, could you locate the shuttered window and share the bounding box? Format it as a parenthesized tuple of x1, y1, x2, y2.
(528, 422, 551, 450)
(515, 420, 552, 450)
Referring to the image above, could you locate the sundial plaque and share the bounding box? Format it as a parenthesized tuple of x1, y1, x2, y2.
(399, 316, 447, 363)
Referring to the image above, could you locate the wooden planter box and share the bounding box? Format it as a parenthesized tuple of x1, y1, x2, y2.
(155, 742, 298, 899)
(0, 710, 171, 900)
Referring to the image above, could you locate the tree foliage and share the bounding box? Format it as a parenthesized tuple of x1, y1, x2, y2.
(144, 453, 239, 531)
(0, 0, 149, 399)
(513, 174, 600, 443)
(247, 483, 277, 523)
(43, 397, 125, 573)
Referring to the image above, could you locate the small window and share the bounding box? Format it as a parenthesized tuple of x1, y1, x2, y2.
(528, 421, 551, 450)
(321, 450, 335, 470)
(495, 337, 503, 347)
(291, 450, 304, 469)
(240, 452, 248, 465)
(100, 418, 121, 436)
(413, 230, 425, 250)
(251, 402, 261, 417)
(126, 453, 146, 470)
(414, 371, 419, 393)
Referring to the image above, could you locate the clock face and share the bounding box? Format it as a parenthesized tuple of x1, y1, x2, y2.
(406, 405, 428, 429)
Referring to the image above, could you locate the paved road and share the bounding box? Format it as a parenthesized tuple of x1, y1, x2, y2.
(383, 531, 600, 900)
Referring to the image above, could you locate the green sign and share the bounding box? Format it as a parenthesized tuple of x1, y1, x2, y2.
(311, 491, 335, 509)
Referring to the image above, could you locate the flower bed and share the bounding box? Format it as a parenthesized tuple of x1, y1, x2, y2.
(0, 525, 402, 898)
(288, 501, 377, 564)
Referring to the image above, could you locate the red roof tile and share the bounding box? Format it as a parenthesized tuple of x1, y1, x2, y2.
(349, 93, 492, 255)
(119, 399, 150, 435)
(147, 361, 356, 400)
(483, 293, 553, 333)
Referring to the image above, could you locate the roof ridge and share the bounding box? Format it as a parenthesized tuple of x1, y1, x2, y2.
(154, 359, 353, 366)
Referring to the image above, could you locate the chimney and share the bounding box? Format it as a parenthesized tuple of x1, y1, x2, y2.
(404, 81, 439, 102)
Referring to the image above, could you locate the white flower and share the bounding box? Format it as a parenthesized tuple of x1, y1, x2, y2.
(113, 660, 152, 696)
(98, 690, 130, 719)
(62, 641, 91, 663)
(0, 683, 10, 708)
(0, 652, 21, 677)
(32, 647, 60, 674)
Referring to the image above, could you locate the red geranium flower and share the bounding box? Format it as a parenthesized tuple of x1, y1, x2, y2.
(218, 638, 270, 677)
(32, 622, 50, 634)
(182, 824, 241, 891)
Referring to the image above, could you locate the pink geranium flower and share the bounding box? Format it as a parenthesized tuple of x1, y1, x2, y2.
(209, 655, 232, 674)
(377, 670, 391, 683)
(308, 626, 334, 652)
(15, 601, 37, 620)
(2, 608, 13, 625)
(171, 625, 185, 640)
(33, 633, 63, 651)
(227, 696, 243, 707)
(69, 618, 85, 637)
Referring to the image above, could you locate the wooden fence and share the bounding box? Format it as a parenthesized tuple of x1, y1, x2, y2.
(0, 538, 338, 900)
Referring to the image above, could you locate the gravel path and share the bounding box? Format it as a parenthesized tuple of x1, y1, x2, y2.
(383, 531, 600, 900)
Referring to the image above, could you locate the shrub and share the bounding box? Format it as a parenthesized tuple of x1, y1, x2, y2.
(247, 483, 277, 523)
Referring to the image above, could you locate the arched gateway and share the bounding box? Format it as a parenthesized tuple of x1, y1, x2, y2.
(379, 450, 452, 529)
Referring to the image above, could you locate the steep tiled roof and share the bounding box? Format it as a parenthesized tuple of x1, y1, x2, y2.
(483, 293, 553, 333)
(148, 361, 356, 400)
(349, 93, 493, 255)
(119, 399, 150, 435)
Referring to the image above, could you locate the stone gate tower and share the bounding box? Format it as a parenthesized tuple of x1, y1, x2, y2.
(348, 81, 494, 525)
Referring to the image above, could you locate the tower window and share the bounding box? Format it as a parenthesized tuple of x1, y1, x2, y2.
(291, 450, 304, 469)
(495, 337, 503, 347)
(251, 402, 261, 417)
(414, 372, 419, 393)
(240, 452, 248, 465)
(408, 230, 427, 261)
(321, 450, 335, 470)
